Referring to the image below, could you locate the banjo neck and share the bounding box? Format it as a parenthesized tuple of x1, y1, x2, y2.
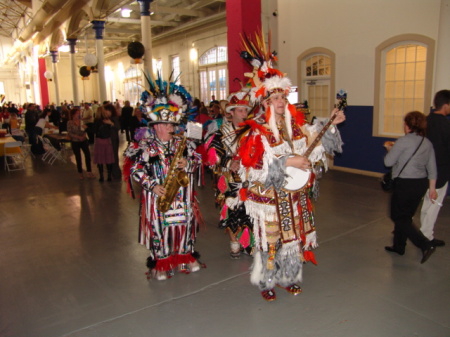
(303, 97, 346, 158)
(303, 113, 338, 158)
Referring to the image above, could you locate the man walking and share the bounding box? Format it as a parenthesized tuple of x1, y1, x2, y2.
(420, 89, 450, 247)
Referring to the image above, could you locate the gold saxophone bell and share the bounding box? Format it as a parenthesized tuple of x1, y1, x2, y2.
(177, 171, 190, 187)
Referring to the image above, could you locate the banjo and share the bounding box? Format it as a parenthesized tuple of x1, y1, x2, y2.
(284, 91, 347, 191)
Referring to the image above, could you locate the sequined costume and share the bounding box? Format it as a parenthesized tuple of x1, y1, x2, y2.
(125, 134, 201, 275)
(123, 72, 203, 279)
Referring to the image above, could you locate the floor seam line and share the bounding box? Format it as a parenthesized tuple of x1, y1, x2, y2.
(60, 271, 249, 336)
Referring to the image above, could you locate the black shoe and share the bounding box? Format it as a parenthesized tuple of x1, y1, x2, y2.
(420, 246, 436, 264)
(385, 246, 405, 256)
(430, 239, 445, 247)
(99, 177, 104, 182)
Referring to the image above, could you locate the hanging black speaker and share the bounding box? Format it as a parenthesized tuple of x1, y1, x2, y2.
(127, 41, 145, 60)
(79, 66, 91, 77)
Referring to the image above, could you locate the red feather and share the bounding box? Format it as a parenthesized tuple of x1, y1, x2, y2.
(239, 187, 248, 201)
(239, 134, 264, 168)
(255, 85, 266, 98)
(240, 119, 269, 135)
(122, 157, 133, 182)
(303, 250, 318, 265)
(288, 103, 306, 126)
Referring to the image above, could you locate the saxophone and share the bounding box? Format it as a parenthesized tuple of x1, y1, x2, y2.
(156, 136, 190, 213)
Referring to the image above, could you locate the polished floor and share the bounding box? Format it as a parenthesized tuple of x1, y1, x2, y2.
(1, 137, 449, 337)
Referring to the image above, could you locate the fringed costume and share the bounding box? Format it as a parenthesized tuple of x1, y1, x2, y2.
(238, 104, 343, 295)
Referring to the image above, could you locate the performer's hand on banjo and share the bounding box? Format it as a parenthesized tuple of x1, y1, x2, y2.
(331, 108, 346, 125)
(286, 155, 311, 171)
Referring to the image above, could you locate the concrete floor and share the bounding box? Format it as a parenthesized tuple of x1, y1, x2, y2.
(1, 137, 449, 337)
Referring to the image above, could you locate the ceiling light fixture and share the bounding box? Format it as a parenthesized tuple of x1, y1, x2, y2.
(58, 45, 70, 53)
(121, 8, 132, 18)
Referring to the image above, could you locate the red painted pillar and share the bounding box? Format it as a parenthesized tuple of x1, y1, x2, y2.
(38, 58, 49, 107)
(226, 0, 261, 93)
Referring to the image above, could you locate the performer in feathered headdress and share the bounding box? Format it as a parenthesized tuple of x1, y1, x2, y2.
(122, 73, 204, 281)
(236, 32, 346, 301)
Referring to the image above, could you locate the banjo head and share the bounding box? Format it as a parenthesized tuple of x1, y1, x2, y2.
(284, 166, 310, 191)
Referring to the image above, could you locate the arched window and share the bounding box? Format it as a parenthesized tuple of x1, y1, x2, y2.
(124, 66, 142, 105)
(374, 35, 435, 137)
(199, 46, 227, 65)
(198, 46, 228, 103)
(297, 48, 335, 120)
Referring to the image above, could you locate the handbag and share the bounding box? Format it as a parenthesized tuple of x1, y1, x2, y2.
(381, 171, 395, 191)
(381, 137, 424, 192)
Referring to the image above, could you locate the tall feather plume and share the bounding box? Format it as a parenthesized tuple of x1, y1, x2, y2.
(143, 69, 158, 96)
(240, 28, 276, 68)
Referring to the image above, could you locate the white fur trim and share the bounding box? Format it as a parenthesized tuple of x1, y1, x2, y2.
(304, 231, 318, 249)
(284, 105, 292, 140)
(225, 196, 240, 209)
(250, 251, 264, 286)
(268, 104, 280, 142)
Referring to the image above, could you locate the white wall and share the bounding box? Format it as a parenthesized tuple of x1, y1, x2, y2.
(0, 36, 22, 104)
(274, 0, 441, 105)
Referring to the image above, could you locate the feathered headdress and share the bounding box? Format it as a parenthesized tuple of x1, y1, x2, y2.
(142, 71, 192, 124)
(239, 30, 305, 142)
(240, 29, 284, 100)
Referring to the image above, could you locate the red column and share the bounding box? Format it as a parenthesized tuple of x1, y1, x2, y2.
(38, 58, 49, 107)
(226, 0, 261, 93)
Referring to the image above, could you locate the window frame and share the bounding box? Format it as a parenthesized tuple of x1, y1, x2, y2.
(297, 48, 336, 119)
(373, 34, 435, 138)
(198, 46, 228, 103)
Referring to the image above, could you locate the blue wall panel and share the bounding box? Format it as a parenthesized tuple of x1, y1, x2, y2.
(333, 106, 395, 173)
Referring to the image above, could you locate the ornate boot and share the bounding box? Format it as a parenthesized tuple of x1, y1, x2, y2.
(277, 284, 302, 295)
(261, 289, 276, 301)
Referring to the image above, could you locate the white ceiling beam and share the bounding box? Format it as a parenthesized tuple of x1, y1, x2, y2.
(104, 27, 139, 34)
(152, 5, 204, 17)
(189, 0, 225, 10)
(106, 17, 177, 26)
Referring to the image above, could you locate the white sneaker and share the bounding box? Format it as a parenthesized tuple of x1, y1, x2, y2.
(189, 261, 200, 272)
(153, 270, 167, 281)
